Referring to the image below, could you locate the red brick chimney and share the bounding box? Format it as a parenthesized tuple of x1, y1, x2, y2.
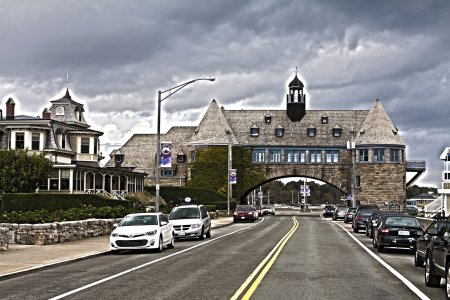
(42, 108, 51, 119)
(6, 98, 15, 120)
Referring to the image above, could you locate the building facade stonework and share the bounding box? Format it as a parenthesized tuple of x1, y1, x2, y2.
(107, 74, 424, 208)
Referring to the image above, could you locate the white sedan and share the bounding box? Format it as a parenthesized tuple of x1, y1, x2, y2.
(110, 213, 174, 253)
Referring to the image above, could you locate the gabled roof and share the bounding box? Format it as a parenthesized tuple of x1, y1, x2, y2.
(355, 99, 403, 146)
(189, 100, 238, 145)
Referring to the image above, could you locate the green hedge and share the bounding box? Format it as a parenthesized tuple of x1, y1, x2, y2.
(0, 206, 144, 224)
(145, 185, 234, 212)
(0, 193, 135, 213)
(145, 186, 227, 206)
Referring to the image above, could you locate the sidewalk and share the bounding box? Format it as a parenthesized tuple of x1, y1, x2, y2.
(0, 217, 233, 279)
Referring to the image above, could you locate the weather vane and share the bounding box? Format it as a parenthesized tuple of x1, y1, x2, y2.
(294, 66, 298, 76)
(66, 73, 69, 89)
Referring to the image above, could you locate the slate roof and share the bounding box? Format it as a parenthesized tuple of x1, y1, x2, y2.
(189, 100, 238, 145)
(219, 107, 368, 148)
(355, 99, 403, 146)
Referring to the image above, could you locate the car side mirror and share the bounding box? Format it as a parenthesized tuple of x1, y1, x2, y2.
(112, 223, 118, 229)
(161, 221, 168, 226)
(428, 228, 438, 236)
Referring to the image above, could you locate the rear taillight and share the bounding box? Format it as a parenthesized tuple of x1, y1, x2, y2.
(381, 228, 389, 235)
(357, 216, 363, 222)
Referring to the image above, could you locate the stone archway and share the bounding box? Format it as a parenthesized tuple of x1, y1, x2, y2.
(238, 163, 352, 204)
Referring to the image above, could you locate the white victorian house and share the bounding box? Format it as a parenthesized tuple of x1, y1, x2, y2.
(0, 89, 146, 198)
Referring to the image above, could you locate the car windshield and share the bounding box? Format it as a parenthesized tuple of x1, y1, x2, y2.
(119, 215, 158, 226)
(170, 207, 200, 219)
(337, 207, 347, 211)
(236, 205, 252, 212)
(385, 216, 420, 227)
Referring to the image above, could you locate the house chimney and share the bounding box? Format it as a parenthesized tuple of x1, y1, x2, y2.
(6, 98, 15, 120)
(42, 108, 51, 119)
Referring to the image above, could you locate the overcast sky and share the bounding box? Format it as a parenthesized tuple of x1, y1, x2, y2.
(1, 0, 449, 187)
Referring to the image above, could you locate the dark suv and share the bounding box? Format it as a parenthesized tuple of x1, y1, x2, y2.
(424, 216, 450, 298)
(352, 204, 380, 233)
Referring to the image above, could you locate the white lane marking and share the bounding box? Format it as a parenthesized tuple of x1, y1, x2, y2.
(50, 218, 265, 300)
(334, 222, 430, 300)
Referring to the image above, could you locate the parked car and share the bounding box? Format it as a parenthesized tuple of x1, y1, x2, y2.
(262, 205, 276, 215)
(169, 203, 212, 240)
(343, 207, 356, 223)
(254, 205, 263, 216)
(366, 211, 401, 238)
(110, 213, 174, 253)
(424, 216, 450, 297)
(322, 205, 335, 218)
(415, 218, 445, 267)
(372, 214, 423, 253)
(234, 205, 258, 222)
(352, 204, 380, 233)
(332, 206, 348, 220)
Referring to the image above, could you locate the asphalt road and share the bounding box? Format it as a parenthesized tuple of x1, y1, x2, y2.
(0, 214, 446, 299)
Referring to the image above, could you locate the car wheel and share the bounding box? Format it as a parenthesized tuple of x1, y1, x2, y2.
(206, 228, 211, 238)
(167, 234, 175, 249)
(414, 250, 424, 267)
(110, 250, 120, 255)
(157, 236, 163, 252)
(425, 255, 441, 287)
(199, 227, 205, 240)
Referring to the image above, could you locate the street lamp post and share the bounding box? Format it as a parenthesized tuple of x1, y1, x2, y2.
(155, 78, 215, 212)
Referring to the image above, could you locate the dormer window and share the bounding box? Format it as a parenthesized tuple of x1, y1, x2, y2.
(265, 114, 272, 124)
(250, 124, 259, 136)
(115, 154, 123, 164)
(332, 126, 342, 137)
(307, 126, 316, 137)
(321, 115, 328, 124)
(177, 150, 186, 163)
(275, 124, 284, 137)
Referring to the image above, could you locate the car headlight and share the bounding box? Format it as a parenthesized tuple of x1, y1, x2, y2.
(111, 233, 118, 237)
(145, 230, 157, 236)
(191, 223, 202, 229)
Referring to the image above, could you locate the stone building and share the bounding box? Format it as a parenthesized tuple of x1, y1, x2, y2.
(0, 88, 146, 197)
(106, 74, 424, 207)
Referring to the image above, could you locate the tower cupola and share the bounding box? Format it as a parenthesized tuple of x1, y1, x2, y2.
(286, 73, 306, 122)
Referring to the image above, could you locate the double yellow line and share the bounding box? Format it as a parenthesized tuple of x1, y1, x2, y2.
(231, 217, 299, 300)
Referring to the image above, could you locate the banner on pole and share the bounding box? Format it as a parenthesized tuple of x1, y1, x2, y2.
(300, 185, 310, 196)
(229, 169, 237, 184)
(160, 142, 172, 167)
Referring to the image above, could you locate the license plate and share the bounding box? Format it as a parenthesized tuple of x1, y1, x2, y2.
(241, 217, 245, 219)
(398, 230, 410, 236)
(178, 231, 185, 236)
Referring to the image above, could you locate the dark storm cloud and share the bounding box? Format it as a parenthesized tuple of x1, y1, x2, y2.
(0, 0, 449, 186)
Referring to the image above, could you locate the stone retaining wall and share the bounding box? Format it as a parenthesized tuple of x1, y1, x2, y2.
(0, 218, 121, 250)
(0, 227, 8, 251)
